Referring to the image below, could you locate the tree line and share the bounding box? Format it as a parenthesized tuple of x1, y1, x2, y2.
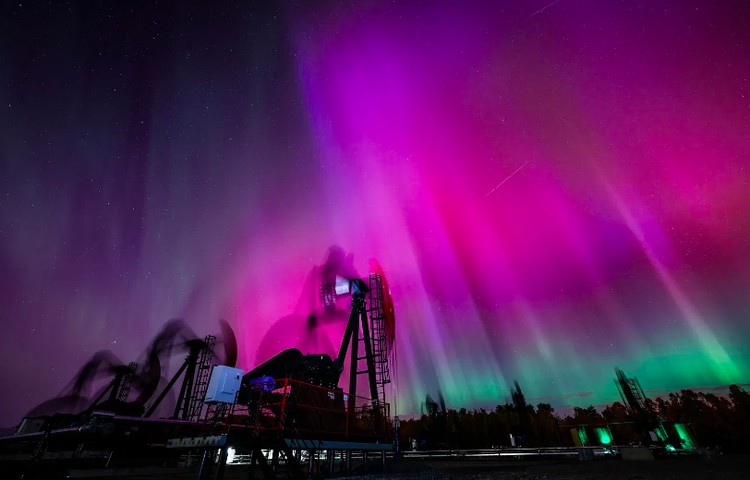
(397, 384, 750, 453)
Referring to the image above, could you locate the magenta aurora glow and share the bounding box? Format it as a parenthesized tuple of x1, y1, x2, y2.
(1, 0, 749, 425)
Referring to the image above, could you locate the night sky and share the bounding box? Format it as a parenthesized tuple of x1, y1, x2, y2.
(2, 0, 750, 426)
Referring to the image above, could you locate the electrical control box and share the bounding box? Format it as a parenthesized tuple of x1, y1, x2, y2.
(204, 365, 243, 404)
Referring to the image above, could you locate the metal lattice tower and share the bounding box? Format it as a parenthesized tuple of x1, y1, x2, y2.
(627, 378, 646, 409)
(614, 367, 669, 446)
(116, 362, 138, 402)
(187, 334, 216, 422)
(614, 367, 647, 416)
(144, 335, 217, 420)
(368, 273, 391, 406)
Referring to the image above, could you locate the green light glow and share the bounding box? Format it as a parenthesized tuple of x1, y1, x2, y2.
(655, 425, 669, 442)
(577, 428, 589, 446)
(595, 427, 612, 445)
(492, 334, 750, 414)
(674, 423, 696, 451)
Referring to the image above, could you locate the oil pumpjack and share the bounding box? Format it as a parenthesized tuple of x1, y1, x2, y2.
(240, 272, 393, 439)
(614, 368, 696, 453)
(0, 262, 396, 480)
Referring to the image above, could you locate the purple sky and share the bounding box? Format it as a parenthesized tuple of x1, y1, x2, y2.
(2, 0, 749, 425)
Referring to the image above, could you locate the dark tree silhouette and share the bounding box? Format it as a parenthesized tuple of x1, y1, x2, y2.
(395, 385, 750, 452)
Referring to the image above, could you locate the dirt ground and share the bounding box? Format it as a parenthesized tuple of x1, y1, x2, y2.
(331, 455, 750, 480)
(18, 454, 747, 479)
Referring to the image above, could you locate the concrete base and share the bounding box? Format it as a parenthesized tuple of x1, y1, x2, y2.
(620, 447, 655, 461)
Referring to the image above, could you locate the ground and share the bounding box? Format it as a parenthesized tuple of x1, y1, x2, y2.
(22, 453, 750, 479)
(330, 456, 749, 480)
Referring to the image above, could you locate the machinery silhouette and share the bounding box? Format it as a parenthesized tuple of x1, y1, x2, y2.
(2, 249, 396, 480)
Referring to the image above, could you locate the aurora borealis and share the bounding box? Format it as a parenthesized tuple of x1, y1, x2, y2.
(2, 0, 749, 426)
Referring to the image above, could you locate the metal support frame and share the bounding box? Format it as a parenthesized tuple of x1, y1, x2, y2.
(336, 288, 380, 436)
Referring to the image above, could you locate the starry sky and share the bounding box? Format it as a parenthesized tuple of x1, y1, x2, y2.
(2, 0, 750, 425)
